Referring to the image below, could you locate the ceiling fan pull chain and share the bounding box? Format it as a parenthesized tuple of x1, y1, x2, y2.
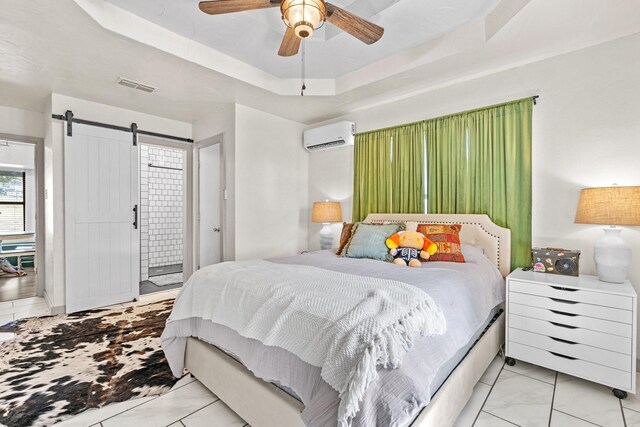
(301, 39, 306, 96)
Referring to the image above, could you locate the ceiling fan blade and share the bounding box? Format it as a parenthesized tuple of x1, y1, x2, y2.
(325, 2, 384, 45)
(278, 27, 301, 57)
(199, 0, 280, 15)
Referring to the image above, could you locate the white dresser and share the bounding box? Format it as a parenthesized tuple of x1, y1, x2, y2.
(506, 268, 637, 398)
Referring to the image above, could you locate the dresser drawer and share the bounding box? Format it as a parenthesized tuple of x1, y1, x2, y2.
(509, 328, 632, 371)
(509, 314, 632, 354)
(509, 292, 633, 324)
(508, 342, 632, 391)
(509, 279, 632, 310)
(509, 302, 633, 338)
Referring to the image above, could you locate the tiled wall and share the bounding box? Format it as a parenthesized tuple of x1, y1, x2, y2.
(140, 145, 184, 281)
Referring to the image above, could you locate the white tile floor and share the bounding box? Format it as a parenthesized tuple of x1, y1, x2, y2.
(0, 296, 49, 325)
(3, 291, 639, 427)
(455, 357, 640, 427)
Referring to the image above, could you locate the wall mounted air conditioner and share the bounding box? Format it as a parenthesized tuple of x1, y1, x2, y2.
(303, 121, 355, 152)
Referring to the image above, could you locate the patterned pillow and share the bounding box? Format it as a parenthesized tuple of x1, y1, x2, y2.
(336, 222, 355, 255)
(343, 223, 404, 262)
(417, 224, 465, 263)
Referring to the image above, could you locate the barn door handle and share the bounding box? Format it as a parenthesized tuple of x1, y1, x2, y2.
(133, 205, 138, 229)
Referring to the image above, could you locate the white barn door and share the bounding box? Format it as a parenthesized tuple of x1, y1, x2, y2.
(65, 124, 139, 313)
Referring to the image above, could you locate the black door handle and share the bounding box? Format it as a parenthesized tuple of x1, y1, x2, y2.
(550, 286, 578, 292)
(549, 309, 578, 317)
(549, 351, 577, 360)
(550, 336, 578, 345)
(550, 297, 578, 305)
(133, 205, 138, 229)
(549, 321, 578, 329)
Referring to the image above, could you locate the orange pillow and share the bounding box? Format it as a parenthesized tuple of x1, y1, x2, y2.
(336, 222, 355, 255)
(417, 224, 465, 263)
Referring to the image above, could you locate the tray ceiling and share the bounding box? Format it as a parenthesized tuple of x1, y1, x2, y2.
(105, 0, 498, 78)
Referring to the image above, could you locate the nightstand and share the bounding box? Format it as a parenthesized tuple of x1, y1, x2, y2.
(506, 268, 637, 398)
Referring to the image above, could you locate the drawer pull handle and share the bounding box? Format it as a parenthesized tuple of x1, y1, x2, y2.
(549, 351, 578, 360)
(549, 321, 578, 329)
(550, 336, 578, 345)
(550, 298, 578, 305)
(550, 286, 578, 292)
(549, 310, 578, 317)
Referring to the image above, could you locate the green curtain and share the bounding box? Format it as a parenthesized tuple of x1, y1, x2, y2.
(352, 130, 393, 222)
(427, 98, 533, 270)
(391, 123, 425, 215)
(352, 123, 425, 222)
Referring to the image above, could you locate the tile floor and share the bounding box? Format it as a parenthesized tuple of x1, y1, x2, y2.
(3, 291, 639, 427)
(0, 294, 49, 325)
(455, 355, 639, 427)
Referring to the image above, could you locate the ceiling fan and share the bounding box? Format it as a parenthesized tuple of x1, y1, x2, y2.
(198, 0, 385, 57)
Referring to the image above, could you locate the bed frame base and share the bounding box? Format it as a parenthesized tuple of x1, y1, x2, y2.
(184, 311, 505, 427)
(411, 310, 505, 426)
(185, 337, 305, 427)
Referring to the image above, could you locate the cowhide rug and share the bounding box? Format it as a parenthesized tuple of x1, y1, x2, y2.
(0, 299, 179, 427)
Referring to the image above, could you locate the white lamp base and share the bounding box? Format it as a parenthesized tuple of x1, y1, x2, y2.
(594, 227, 631, 283)
(319, 223, 333, 250)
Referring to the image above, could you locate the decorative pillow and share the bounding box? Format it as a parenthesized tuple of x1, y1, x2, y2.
(417, 224, 465, 263)
(343, 223, 404, 262)
(336, 222, 355, 255)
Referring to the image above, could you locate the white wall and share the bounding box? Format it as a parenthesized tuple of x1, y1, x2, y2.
(0, 105, 44, 139)
(234, 104, 308, 260)
(308, 146, 354, 250)
(44, 94, 192, 311)
(308, 33, 640, 284)
(193, 103, 308, 262)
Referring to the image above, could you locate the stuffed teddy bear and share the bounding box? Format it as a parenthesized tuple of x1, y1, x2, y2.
(385, 222, 438, 267)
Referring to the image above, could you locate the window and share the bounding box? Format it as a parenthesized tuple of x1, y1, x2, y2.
(0, 171, 26, 231)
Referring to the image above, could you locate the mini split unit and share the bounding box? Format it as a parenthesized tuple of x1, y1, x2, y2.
(116, 77, 156, 93)
(303, 121, 355, 152)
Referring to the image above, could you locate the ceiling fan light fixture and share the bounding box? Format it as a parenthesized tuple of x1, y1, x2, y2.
(281, 0, 326, 39)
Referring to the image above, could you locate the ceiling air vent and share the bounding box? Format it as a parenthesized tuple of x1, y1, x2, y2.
(116, 77, 156, 93)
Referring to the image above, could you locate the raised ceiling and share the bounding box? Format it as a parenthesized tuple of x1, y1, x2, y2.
(104, 0, 498, 78)
(0, 0, 639, 125)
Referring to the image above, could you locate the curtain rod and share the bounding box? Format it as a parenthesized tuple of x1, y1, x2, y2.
(356, 95, 539, 136)
(51, 110, 194, 145)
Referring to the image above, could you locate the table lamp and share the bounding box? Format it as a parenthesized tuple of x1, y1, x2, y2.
(312, 201, 342, 250)
(575, 186, 640, 283)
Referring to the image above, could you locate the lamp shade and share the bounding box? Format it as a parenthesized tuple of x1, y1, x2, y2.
(575, 186, 640, 226)
(312, 201, 342, 223)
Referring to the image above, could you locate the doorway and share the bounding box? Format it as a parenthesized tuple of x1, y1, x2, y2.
(197, 138, 223, 269)
(139, 143, 187, 295)
(0, 140, 38, 303)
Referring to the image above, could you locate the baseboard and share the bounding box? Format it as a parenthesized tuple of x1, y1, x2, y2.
(43, 290, 65, 315)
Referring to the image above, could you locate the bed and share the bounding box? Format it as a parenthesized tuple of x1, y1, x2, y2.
(162, 213, 511, 427)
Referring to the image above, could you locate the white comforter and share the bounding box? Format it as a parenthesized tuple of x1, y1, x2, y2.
(162, 245, 505, 427)
(163, 260, 446, 426)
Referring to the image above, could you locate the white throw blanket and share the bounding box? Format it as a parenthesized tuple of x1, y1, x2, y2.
(164, 260, 446, 426)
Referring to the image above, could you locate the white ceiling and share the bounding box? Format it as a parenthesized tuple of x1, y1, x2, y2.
(104, 0, 498, 78)
(0, 0, 639, 125)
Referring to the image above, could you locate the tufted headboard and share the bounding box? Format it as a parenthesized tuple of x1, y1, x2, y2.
(364, 213, 512, 277)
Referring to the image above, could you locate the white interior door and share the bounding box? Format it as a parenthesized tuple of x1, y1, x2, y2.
(199, 143, 222, 268)
(65, 123, 139, 313)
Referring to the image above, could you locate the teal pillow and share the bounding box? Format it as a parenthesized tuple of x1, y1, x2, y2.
(344, 223, 403, 262)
